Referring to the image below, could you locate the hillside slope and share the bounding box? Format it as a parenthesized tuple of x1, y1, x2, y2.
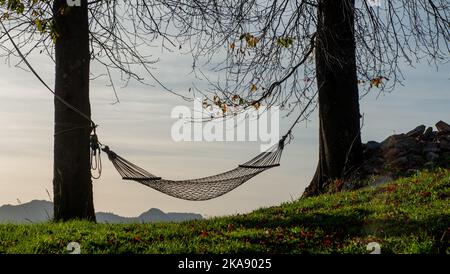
(0, 169, 448, 254)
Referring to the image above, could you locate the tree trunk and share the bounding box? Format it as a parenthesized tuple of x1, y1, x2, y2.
(303, 0, 362, 197)
(52, 0, 95, 221)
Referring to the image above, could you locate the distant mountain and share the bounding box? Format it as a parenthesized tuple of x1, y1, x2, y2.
(96, 208, 203, 223)
(0, 200, 53, 223)
(0, 200, 202, 223)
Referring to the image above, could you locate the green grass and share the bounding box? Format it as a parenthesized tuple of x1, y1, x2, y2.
(0, 169, 449, 254)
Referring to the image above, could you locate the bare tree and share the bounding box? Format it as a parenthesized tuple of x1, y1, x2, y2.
(154, 0, 449, 195)
(0, 0, 193, 221)
(0, 0, 448, 222)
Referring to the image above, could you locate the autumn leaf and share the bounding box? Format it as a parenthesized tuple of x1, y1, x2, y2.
(240, 33, 259, 48)
(386, 184, 397, 193)
(370, 78, 382, 87)
(51, 32, 59, 44)
(250, 84, 257, 92)
(1, 12, 9, 20)
(16, 2, 24, 14)
(49, 22, 60, 44)
(239, 33, 247, 40)
(246, 35, 259, 48)
(35, 19, 44, 33)
(221, 104, 228, 113)
(300, 229, 313, 238)
(31, 10, 39, 17)
(133, 234, 142, 242)
(252, 102, 261, 110)
(277, 37, 294, 48)
(199, 230, 209, 238)
(322, 236, 333, 247)
(247, 37, 259, 47)
(202, 99, 210, 109)
(369, 76, 388, 88)
(231, 95, 240, 102)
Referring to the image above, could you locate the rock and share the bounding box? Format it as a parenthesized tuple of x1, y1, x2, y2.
(381, 134, 405, 150)
(408, 155, 425, 166)
(437, 134, 450, 145)
(364, 141, 381, 157)
(406, 125, 426, 138)
(370, 176, 393, 187)
(422, 127, 435, 140)
(440, 139, 450, 151)
(369, 167, 380, 174)
(424, 143, 440, 154)
(361, 164, 380, 175)
(382, 137, 421, 164)
(436, 121, 450, 132)
(384, 148, 404, 160)
(342, 181, 355, 191)
(405, 169, 419, 176)
(390, 156, 408, 167)
(424, 161, 436, 169)
(441, 152, 450, 163)
(366, 141, 381, 151)
(402, 139, 422, 154)
(381, 134, 421, 154)
(359, 123, 449, 187)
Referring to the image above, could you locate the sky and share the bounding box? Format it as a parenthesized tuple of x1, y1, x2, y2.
(0, 37, 449, 218)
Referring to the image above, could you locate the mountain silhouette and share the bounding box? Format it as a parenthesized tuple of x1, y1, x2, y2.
(0, 200, 202, 223)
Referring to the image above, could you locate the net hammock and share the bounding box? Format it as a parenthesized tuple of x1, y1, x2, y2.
(100, 137, 286, 201)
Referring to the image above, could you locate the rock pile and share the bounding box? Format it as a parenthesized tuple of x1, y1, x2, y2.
(360, 120, 450, 178)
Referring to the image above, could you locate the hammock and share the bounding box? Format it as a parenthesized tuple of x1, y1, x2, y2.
(101, 137, 286, 201)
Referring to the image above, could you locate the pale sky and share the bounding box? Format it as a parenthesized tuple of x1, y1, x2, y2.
(0, 43, 448, 218)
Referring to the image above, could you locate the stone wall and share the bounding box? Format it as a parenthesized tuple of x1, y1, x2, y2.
(360, 121, 450, 178)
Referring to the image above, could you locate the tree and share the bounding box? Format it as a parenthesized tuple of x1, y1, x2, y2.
(307, 0, 362, 195)
(0, 0, 192, 221)
(52, 0, 94, 221)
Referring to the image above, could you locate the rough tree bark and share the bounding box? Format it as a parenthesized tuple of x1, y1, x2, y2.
(303, 0, 363, 196)
(52, 0, 95, 221)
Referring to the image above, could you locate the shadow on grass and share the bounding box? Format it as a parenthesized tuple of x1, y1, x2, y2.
(221, 209, 449, 253)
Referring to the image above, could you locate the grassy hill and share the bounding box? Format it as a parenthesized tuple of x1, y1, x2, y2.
(0, 169, 448, 254)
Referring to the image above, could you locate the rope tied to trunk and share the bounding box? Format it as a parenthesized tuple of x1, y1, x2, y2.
(90, 127, 102, 179)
